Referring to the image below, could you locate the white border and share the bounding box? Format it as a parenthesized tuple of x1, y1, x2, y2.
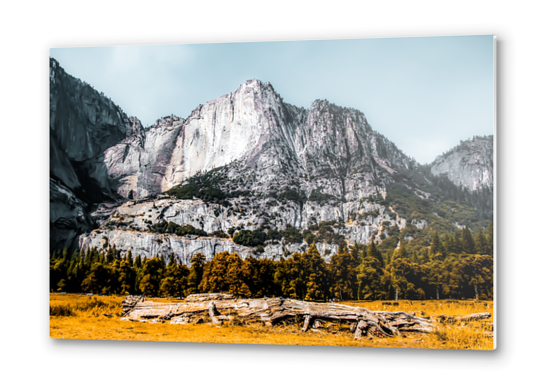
(1, 0, 540, 382)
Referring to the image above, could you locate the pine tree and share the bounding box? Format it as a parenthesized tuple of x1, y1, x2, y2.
(225, 253, 252, 298)
(112, 245, 119, 261)
(303, 243, 329, 301)
(199, 252, 229, 293)
(108, 259, 121, 294)
(139, 257, 164, 296)
(273, 257, 289, 297)
(105, 247, 116, 264)
(427, 259, 444, 300)
(253, 258, 278, 297)
(440, 257, 462, 298)
(118, 259, 136, 295)
(274, 255, 305, 299)
(243, 257, 278, 298)
(126, 251, 134, 266)
(421, 248, 430, 264)
(81, 261, 108, 294)
(50, 250, 69, 292)
(366, 240, 383, 266)
(387, 244, 418, 300)
(351, 242, 364, 264)
(82, 248, 91, 268)
(486, 222, 494, 256)
(134, 255, 143, 294)
(454, 230, 462, 252)
(443, 233, 458, 255)
(460, 253, 494, 300)
(411, 250, 419, 264)
(329, 244, 358, 301)
(160, 256, 188, 298)
(187, 253, 206, 295)
(385, 250, 393, 267)
(430, 232, 442, 255)
(66, 251, 80, 291)
(357, 243, 384, 300)
(461, 227, 475, 254)
(475, 229, 488, 255)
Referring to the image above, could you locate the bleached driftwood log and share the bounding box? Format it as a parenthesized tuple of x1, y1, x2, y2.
(121, 294, 491, 339)
(432, 313, 492, 323)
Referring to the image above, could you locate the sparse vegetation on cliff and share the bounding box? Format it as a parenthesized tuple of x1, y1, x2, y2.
(150, 221, 207, 237)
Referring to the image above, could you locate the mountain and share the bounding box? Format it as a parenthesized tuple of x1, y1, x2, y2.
(430, 135, 493, 192)
(102, 79, 416, 200)
(50, 58, 139, 251)
(49, 59, 493, 264)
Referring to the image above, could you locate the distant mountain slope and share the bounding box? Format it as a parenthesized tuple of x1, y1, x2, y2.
(430, 135, 493, 192)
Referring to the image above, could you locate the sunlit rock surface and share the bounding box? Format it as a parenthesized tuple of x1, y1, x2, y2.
(431, 136, 493, 192)
(50, 58, 493, 262)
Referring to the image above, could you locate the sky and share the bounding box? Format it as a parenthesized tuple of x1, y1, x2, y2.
(50, 35, 494, 164)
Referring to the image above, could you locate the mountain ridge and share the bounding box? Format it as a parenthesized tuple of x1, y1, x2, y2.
(49, 58, 493, 263)
(430, 135, 493, 192)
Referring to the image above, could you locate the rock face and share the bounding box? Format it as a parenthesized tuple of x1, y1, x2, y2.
(50, 58, 493, 262)
(105, 115, 185, 199)
(50, 58, 134, 199)
(49, 58, 136, 251)
(50, 179, 95, 252)
(78, 197, 398, 264)
(430, 135, 493, 192)
(102, 79, 416, 200)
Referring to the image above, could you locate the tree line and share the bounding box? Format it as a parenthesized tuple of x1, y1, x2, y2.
(50, 224, 493, 301)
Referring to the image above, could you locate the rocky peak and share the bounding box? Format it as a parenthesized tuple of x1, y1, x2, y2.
(129, 117, 144, 135)
(430, 135, 493, 191)
(162, 78, 297, 189)
(50, 59, 132, 162)
(108, 76, 419, 200)
(149, 115, 183, 130)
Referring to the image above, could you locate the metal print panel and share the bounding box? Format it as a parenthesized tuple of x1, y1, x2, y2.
(49, 36, 495, 349)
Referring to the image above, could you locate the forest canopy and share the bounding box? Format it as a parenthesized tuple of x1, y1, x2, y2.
(50, 224, 493, 301)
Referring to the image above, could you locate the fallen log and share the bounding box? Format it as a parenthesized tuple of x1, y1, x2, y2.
(432, 313, 492, 323)
(121, 294, 491, 339)
(121, 295, 144, 316)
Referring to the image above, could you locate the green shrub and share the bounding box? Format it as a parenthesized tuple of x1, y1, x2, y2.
(212, 230, 229, 238)
(233, 229, 267, 247)
(165, 167, 233, 205)
(266, 229, 282, 241)
(151, 221, 207, 237)
(315, 224, 345, 244)
(281, 225, 303, 244)
(302, 229, 316, 245)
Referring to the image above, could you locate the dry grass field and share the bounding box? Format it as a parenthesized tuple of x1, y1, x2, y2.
(50, 293, 494, 350)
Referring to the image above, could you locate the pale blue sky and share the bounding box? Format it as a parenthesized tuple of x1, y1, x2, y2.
(51, 36, 494, 164)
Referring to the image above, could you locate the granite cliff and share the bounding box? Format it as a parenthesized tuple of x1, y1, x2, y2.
(430, 135, 493, 192)
(50, 58, 136, 251)
(50, 59, 493, 263)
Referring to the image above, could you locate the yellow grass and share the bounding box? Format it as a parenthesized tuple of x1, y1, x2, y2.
(50, 294, 494, 350)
